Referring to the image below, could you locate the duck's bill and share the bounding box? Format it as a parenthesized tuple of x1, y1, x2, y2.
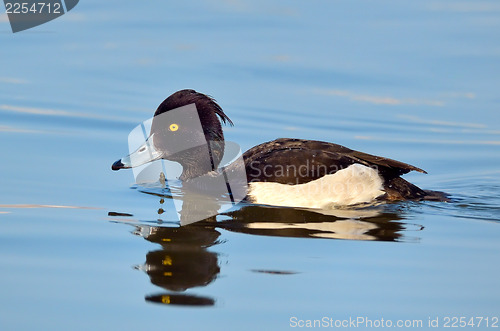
(111, 136, 163, 171)
(111, 156, 132, 171)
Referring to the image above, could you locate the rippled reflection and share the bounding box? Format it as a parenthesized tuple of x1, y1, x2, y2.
(145, 293, 215, 306)
(110, 194, 422, 307)
(214, 204, 419, 241)
(132, 222, 221, 307)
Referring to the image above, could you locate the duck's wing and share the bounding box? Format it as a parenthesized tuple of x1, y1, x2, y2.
(338, 145, 427, 175)
(243, 138, 426, 184)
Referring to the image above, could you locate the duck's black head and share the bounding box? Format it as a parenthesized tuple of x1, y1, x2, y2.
(111, 89, 233, 180)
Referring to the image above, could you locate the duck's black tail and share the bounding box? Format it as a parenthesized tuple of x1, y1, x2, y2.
(422, 189, 450, 202)
(383, 177, 450, 202)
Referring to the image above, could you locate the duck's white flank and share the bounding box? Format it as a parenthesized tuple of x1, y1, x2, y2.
(248, 163, 385, 208)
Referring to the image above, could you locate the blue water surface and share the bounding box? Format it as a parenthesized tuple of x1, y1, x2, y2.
(1, 1, 500, 330)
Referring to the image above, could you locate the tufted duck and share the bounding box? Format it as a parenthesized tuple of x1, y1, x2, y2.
(112, 89, 447, 208)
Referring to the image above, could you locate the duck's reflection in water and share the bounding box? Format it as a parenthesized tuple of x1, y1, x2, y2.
(213, 204, 420, 242)
(118, 199, 423, 307)
(133, 221, 221, 307)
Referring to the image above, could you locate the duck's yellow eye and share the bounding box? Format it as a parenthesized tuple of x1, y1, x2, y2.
(169, 123, 179, 132)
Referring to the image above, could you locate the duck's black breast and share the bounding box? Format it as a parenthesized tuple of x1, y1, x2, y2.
(242, 138, 426, 185)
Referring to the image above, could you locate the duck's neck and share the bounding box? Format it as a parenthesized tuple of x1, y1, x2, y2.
(177, 144, 217, 181)
(180, 163, 214, 181)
